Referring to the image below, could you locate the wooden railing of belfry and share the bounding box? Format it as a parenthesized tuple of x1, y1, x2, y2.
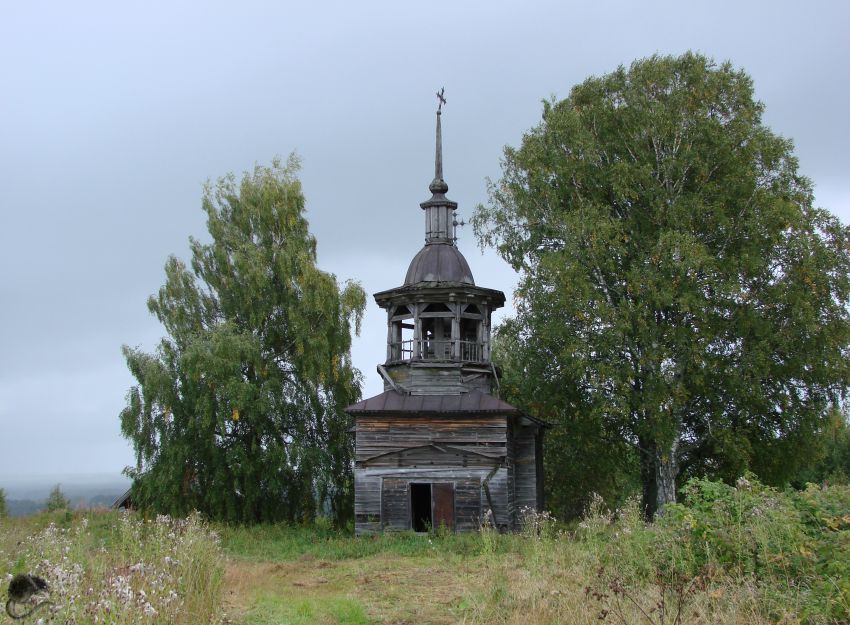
(389, 339, 484, 363)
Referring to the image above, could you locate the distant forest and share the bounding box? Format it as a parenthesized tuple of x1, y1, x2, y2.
(5, 492, 123, 517)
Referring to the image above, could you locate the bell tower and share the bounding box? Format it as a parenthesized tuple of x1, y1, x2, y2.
(347, 91, 544, 535)
(373, 90, 506, 395)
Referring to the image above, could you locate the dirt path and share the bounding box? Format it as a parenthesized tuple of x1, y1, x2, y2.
(223, 553, 484, 625)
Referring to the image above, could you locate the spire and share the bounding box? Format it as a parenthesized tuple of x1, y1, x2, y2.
(421, 88, 457, 245)
(429, 88, 449, 195)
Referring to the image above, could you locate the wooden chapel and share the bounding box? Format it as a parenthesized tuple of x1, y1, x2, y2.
(346, 92, 545, 534)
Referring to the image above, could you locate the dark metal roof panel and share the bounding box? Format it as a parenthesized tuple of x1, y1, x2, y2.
(346, 389, 523, 415)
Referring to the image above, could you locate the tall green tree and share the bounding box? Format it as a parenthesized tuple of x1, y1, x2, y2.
(493, 331, 639, 519)
(475, 53, 850, 518)
(121, 156, 366, 524)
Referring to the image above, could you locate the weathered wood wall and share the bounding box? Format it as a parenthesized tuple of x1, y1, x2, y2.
(356, 415, 508, 534)
(356, 415, 507, 465)
(377, 475, 484, 532)
(507, 419, 518, 528)
(354, 467, 510, 534)
(384, 362, 494, 395)
(354, 414, 541, 535)
(513, 424, 539, 516)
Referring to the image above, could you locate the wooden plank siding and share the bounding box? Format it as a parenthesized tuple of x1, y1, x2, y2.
(356, 415, 507, 457)
(513, 424, 539, 516)
(386, 364, 493, 395)
(354, 472, 382, 534)
(354, 466, 503, 534)
(363, 473, 488, 533)
(485, 467, 510, 531)
(380, 478, 410, 530)
(454, 478, 484, 531)
(505, 418, 516, 529)
(362, 445, 506, 469)
(354, 413, 540, 535)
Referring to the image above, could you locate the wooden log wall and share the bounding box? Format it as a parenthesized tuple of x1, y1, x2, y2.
(354, 414, 521, 535)
(355, 415, 507, 464)
(354, 467, 510, 535)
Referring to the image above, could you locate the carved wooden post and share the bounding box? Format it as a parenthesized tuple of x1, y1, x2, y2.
(452, 302, 460, 359)
(386, 310, 393, 362)
(412, 303, 421, 359)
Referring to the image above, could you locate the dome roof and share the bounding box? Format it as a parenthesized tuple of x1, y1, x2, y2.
(404, 243, 475, 286)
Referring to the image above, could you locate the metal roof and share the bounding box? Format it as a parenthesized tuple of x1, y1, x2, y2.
(404, 242, 475, 286)
(346, 389, 521, 415)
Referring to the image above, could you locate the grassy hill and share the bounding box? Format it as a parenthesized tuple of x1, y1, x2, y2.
(2, 478, 848, 624)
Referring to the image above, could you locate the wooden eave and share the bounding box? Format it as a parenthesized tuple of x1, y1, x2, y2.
(373, 283, 506, 310)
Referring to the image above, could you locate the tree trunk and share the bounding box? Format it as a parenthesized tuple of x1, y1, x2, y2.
(639, 436, 679, 520)
(639, 436, 658, 520)
(654, 437, 679, 515)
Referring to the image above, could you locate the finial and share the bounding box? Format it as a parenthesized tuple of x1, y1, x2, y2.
(430, 87, 448, 195)
(436, 87, 446, 113)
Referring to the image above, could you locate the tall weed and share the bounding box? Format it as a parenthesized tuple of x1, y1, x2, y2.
(1, 511, 223, 625)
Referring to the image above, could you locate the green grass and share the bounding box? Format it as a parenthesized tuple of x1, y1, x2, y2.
(245, 594, 370, 625)
(4, 479, 848, 625)
(219, 523, 495, 562)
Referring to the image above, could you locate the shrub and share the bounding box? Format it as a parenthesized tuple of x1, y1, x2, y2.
(659, 476, 809, 579)
(793, 483, 850, 620)
(657, 476, 849, 622)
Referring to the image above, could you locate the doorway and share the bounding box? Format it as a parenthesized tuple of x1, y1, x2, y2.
(410, 483, 432, 532)
(409, 482, 456, 532)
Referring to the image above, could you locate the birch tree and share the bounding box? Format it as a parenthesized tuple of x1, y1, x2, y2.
(121, 156, 366, 524)
(475, 53, 850, 518)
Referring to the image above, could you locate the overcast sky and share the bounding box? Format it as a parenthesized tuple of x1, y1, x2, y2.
(1, 0, 848, 481)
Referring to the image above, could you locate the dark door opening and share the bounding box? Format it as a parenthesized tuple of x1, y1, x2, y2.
(410, 483, 432, 532)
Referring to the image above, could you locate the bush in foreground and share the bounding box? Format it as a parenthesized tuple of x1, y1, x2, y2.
(559, 477, 850, 624)
(464, 478, 849, 624)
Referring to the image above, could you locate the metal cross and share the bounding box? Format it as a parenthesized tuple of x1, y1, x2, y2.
(436, 87, 446, 112)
